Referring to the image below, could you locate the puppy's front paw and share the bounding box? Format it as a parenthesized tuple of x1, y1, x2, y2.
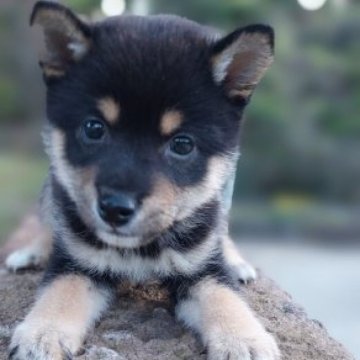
(230, 260, 257, 284)
(222, 237, 257, 284)
(207, 327, 280, 360)
(9, 321, 79, 360)
(6, 247, 45, 272)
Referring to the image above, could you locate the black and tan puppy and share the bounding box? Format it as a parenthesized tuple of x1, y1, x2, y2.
(6, 1, 279, 359)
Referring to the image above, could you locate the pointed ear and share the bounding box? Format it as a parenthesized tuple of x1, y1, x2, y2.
(30, 1, 92, 80)
(211, 24, 274, 103)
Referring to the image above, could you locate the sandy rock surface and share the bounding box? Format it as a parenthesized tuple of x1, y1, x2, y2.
(0, 268, 354, 360)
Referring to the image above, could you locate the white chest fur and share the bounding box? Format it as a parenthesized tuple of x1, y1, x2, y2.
(64, 231, 219, 283)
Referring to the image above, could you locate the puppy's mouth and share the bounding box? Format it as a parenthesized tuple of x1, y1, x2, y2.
(89, 209, 145, 248)
(102, 219, 163, 240)
(107, 226, 138, 238)
(93, 212, 173, 248)
(88, 196, 175, 248)
(95, 225, 160, 249)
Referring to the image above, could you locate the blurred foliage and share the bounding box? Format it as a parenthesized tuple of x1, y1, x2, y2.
(0, 154, 47, 241)
(146, 0, 360, 203)
(63, 0, 99, 13)
(0, 0, 359, 205)
(0, 7, 26, 120)
(230, 200, 360, 240)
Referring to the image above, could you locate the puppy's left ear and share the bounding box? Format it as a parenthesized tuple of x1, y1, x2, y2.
(30, 1, 92, 80)
(211, 24, 274, 103)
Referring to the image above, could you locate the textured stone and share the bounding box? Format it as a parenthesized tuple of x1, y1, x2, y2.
(0, 270, 354, 360)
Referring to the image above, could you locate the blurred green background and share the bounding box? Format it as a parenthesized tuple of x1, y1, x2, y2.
(0, 0, 359, 240)
(0, 0, 359, 357)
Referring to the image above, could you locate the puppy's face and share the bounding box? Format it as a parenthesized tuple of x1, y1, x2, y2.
(32, 2, 274, 247)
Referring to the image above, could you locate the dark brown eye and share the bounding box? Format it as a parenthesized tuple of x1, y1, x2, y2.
(82, 118, 106, 141)
(169, 135, 195, 156)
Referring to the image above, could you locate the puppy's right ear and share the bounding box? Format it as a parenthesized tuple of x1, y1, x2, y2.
(31, 1, 92, 80)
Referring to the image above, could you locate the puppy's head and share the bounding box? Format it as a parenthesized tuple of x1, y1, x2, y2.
(32, 1, 274, 248)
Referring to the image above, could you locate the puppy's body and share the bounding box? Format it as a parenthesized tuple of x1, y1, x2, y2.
(7, 2, 279, 359)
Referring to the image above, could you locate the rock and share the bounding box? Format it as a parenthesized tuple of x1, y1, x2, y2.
(0, 269, 354, 360)
(83, 346, 127, 360)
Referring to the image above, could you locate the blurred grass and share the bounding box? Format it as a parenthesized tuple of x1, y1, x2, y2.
(0, 153, 47, 244)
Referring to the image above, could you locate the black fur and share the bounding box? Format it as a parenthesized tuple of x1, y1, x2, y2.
(42, 238, 119, 288)
(164, 250, 239, 303)
(46, 15, 242, 192)
(8, 3, 276, 359)
(33, 0, 274, 300)
(30, 0, 276, 304)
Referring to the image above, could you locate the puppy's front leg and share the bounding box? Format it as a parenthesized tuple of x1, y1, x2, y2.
(175, 276, 280, 360)
(9, 274, 111, 360)
(222, 236, 257, 283)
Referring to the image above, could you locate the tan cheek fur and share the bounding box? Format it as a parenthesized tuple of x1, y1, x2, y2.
(97, 97, 120, 125)
(175, 156, 232, 221)
(49, 128, 97, 225)
(49, 128, 77, 200)
(136, 176, 177, 231)
(130, 155, 231, 236)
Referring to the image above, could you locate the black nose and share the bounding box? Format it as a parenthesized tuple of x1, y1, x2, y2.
(98, 189, 137, 226)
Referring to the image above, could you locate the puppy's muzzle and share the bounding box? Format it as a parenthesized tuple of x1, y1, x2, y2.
(98, 187, 137, 226)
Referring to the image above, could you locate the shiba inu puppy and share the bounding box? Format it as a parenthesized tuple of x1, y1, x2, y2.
(6, 1, 279, 359)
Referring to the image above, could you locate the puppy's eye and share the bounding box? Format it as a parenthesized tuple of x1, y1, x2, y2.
(169, 135, 195, 156)
(82, 118, 106, 141)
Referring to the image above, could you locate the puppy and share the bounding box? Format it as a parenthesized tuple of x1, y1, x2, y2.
(7, 1, 279, 359)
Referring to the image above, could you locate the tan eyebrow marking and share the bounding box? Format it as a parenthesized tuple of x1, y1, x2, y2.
(160, 110, 183, 136)
(97, 97, 120, 124)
